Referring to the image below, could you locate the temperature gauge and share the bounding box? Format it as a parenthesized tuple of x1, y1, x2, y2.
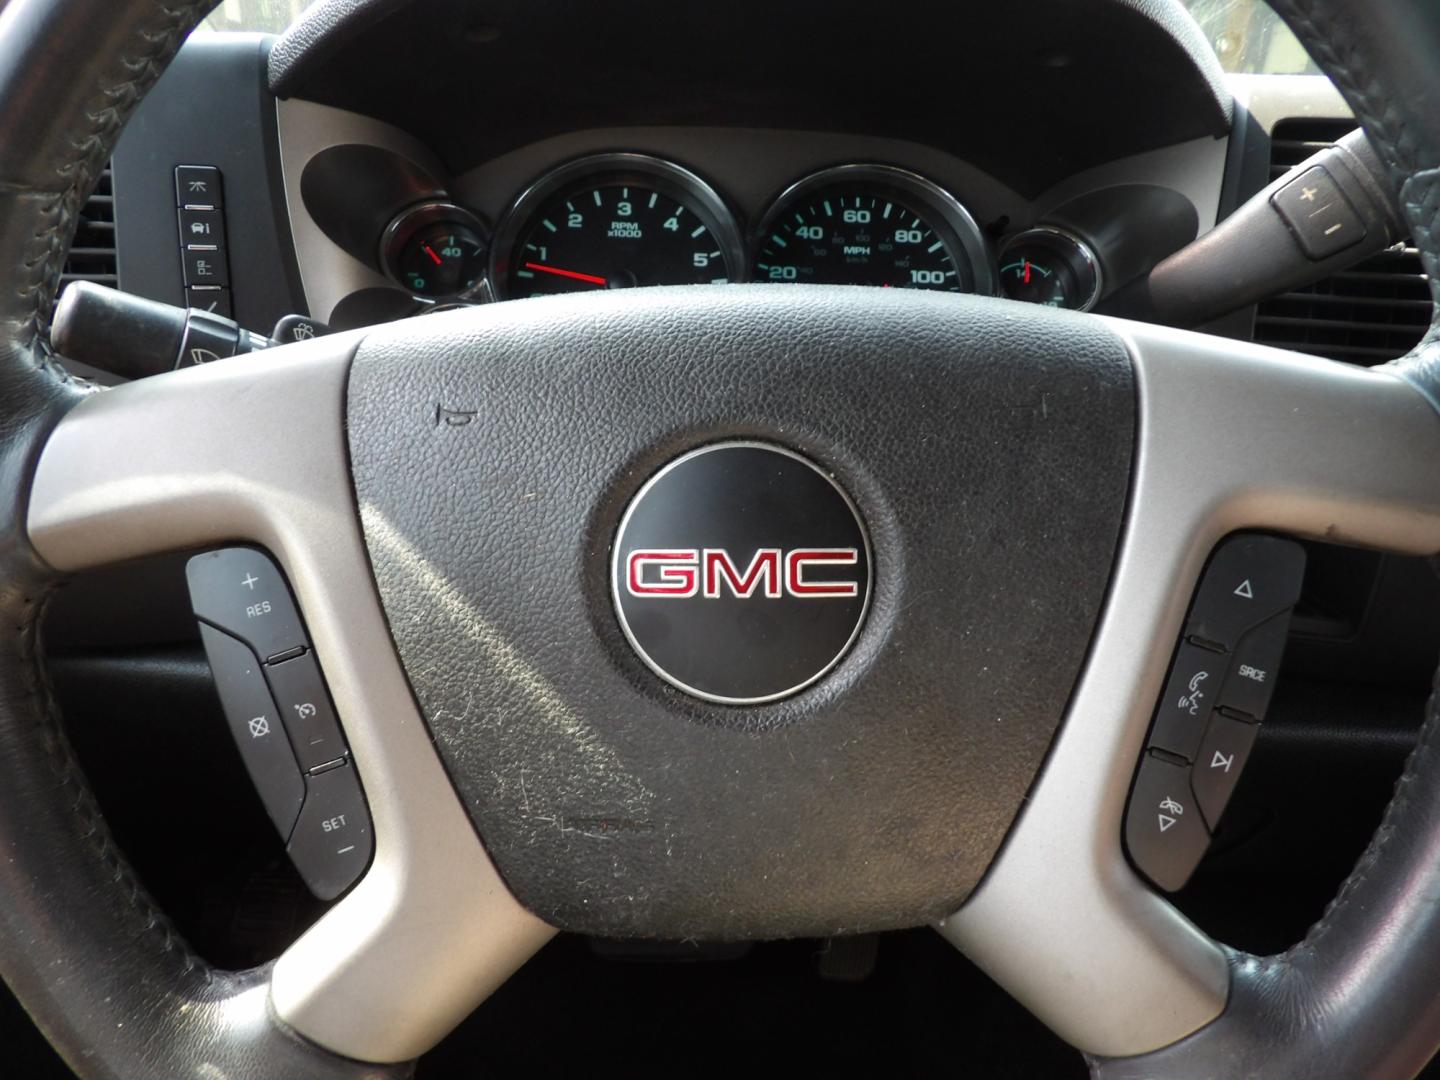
(998, 228, 1102, 311)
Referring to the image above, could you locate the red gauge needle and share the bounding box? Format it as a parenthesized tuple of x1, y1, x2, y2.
(525, 261, 608, 286)
(422, 244, 444, 266)
(1023, 259, 1032, 285)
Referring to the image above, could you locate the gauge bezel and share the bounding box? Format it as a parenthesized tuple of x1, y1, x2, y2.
(489, 152, 746, 300)
(751, 163, 995, 295)
(997, 226, 1104, 312)
(380, 200, 492, 301)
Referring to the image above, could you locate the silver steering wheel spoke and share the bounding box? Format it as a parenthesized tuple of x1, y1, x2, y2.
(939, 318, 1440, 1057)
(27, 337, 554, 1063)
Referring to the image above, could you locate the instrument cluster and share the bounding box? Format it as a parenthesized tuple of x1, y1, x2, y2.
(379, 152, 1097, 312)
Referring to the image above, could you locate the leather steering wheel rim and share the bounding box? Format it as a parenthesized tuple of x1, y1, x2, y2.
(0, 0, 1439, 1077)
(0, 2, 410, 1076)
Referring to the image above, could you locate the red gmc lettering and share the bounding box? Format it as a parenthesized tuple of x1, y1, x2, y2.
(626, 548, 859, 598)
(703, 548, 782, 598)
(785, 549, 860, 597)
(626, 550, 699, 597)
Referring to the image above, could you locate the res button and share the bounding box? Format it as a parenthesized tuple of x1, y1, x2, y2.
(187, 548, 306, 662)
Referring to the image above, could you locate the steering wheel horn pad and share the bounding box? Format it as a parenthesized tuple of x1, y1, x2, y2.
(345, 286, 1134, 939)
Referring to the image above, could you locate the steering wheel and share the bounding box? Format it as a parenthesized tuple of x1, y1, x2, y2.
(4, 0, 1440, 1076)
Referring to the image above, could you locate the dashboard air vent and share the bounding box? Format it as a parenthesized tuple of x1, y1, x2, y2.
(59, 166, 118, 293)
(1254, 119, 1431, 366)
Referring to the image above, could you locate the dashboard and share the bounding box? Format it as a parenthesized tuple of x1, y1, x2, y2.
(279, 108, 1220, 329)
(101, 0, 1244, 354)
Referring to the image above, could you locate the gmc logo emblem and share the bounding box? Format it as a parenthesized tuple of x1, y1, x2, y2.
(626, 548, 860, 599)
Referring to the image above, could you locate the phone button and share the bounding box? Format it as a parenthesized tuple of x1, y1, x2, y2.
(1149, 640, 1226, 762)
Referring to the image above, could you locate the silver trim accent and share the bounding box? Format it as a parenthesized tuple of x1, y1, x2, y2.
(752, 162, 995, 296)
(1226, 72, 1352, 135)
(488, 151, 747, 299)
(939, 319, 1440, 1057)
(1033, 135, 1228, 236)
(997, 226, 1103, 312)
(26, 337, 555, 1063)
(276, 98, 452, 323)
(610, 441, 874, 706)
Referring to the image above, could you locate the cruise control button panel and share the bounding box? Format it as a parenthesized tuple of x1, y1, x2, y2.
(1125, 533, 1305, 893)
(189, 547, 373, 900)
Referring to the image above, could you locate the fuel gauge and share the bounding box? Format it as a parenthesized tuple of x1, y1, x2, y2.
(998, 228, 1102, 311)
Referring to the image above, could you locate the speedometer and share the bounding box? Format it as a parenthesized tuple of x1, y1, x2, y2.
(491, 154, 744, 300)
(752, 165, 992, 294)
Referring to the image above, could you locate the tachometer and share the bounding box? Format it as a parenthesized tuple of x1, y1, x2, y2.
(752, 165, 992, 293)
(492, 154, 744, 299)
